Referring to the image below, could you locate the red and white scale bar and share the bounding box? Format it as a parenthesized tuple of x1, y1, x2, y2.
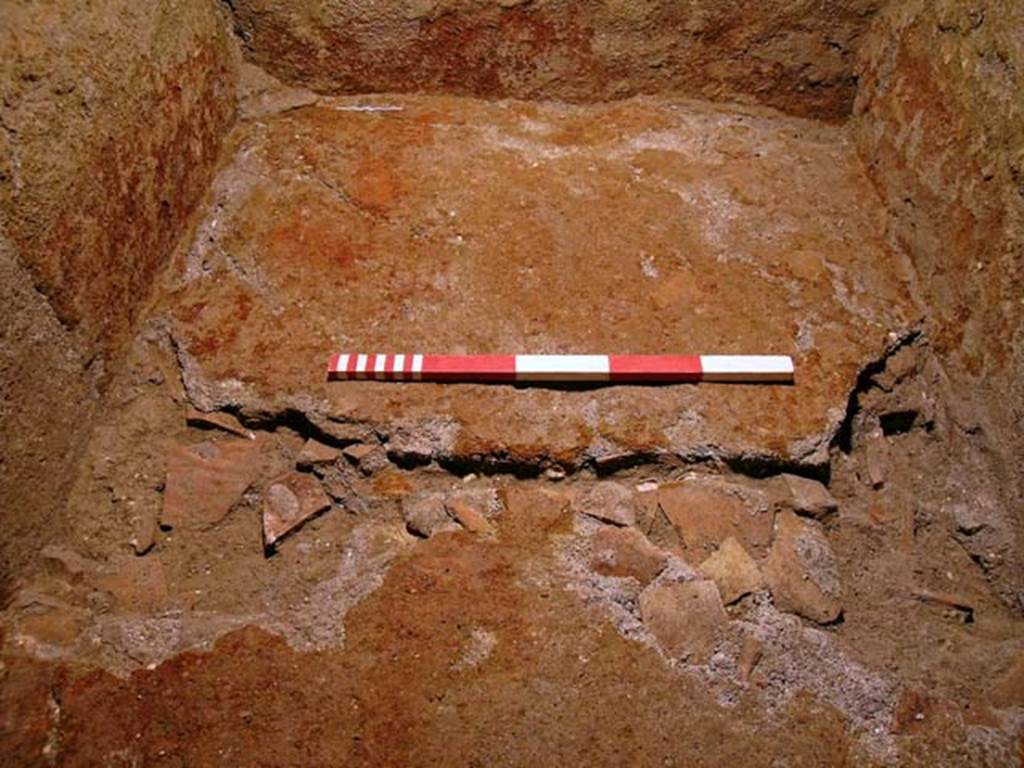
(326, 354, 793, 383)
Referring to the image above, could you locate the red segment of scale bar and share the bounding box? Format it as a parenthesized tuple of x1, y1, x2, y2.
(608, 354, 702, 382)
(422, 354, 517, 381)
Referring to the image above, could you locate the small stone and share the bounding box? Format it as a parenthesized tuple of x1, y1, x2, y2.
(544, 466, 567, 481)
(262, 472, 331, 548)
(342, 443, 390, 474)
(699, 537, 764, 604)
(319, 467, 365, 512)
(322, 475, 348, 502)
(572, 482, 636, 526)
(296, 438, 341, 469)
(778, 474, 837, 519)
(185, 408, 254, 439)
(590, 527, 667, 585)
(446, 499, 493, 533)
(639, 580, 727, 663)
(593, 451, 636, 473)
(764, 511, 842, 624)
(658, 482, 773, 558)
(636, 480, 659, 493)
(447, 488, 503, 518)
(864, 431, 890, 489)
(402, 493, 458, 538)
(342, 443, 377, 462)
(737, 634, 763, 684)
(129, 509, 158, 556)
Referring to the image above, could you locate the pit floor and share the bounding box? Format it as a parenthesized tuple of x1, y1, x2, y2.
(2, 91, 1022, 767)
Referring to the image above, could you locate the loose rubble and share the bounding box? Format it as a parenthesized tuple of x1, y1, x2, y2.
(342, 443, 390, 474)
(129, 508, 158, 556)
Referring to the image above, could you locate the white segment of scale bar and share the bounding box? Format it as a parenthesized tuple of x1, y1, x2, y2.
(515, 354, 610, 381)
(699, 355, 794, 382)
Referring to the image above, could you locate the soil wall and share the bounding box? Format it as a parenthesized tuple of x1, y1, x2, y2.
(227, 0, 883, 121)
(0, 1, 238, 589)
(854, 0, 1024, 510)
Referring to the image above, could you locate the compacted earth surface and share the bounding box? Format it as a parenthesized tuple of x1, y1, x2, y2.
(3, 77, 1023, 767)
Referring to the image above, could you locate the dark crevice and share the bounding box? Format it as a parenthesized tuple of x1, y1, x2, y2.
(232, 406, 353, 449)
(833, 328, 923, 454)
(218, 0, 252, 46)
(880, 410, 919, 436)
(387, 451, 433, 471)
(724, 453, 830, 485)
(590, 451, 660, 476)
(436, 453, 546, 480)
